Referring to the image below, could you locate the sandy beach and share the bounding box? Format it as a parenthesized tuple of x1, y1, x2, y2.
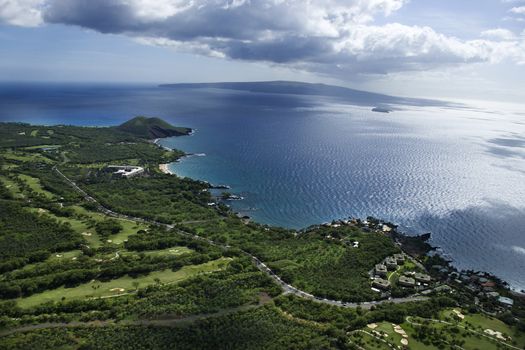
(159, 163, 173, 175)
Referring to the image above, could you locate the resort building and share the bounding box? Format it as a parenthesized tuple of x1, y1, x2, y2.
(393, 253, 405, 264)
(398, 276, 416, 287)
(108, 165, 145, 178)
(382, 224, 392, 232)
(498, 296, 514, 307)
(414, 273, 431, 283)
(375, 264, 387, 277)
(372, 278, 391, 290)
(486, 291, 500, 298)
(385, 257, 397, 270)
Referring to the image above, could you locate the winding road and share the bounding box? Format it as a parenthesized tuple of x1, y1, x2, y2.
(52, 165, 428, 310)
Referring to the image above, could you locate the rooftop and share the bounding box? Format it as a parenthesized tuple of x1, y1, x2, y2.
(498, 296, 514, 306)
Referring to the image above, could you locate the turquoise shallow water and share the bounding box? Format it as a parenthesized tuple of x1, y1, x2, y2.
(1, 83, 524, 290)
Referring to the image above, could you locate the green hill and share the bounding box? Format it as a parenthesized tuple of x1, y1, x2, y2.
(116, 116, 192, 139)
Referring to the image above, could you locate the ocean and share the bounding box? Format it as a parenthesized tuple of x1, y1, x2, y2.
(1, 82, 524, 290)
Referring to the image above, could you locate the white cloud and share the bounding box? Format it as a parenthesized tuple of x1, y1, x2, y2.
(2, 0, 525, 77)
(510, 6, 525, 14)
(511, 245, 525, 255)
(481, 28, 516, 41)
(0, 0, 44, 26)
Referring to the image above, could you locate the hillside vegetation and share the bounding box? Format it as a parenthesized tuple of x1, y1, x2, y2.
(116, 116, 192, 139)
(0, 118, 523, 349)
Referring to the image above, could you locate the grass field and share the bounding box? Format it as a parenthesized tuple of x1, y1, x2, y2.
(22, 145, 61, 150)
(70, 205, 148, 244)
(18, 174, 54, 199)
(441, 308, 525, 346)
(28, 207, 101, 247)
(350, 311, 525, 350)
(120, 246, 194, 258)
(0, 176, 24, 199)
(16, 258, 232, 308)
(30, 206, 149, 247)
(2, 150, 53, 164)
(48, 250, 82, 261)
(349, 331, 392, 350)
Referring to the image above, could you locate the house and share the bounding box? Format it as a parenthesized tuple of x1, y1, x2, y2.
(433, 285, 452, 293)
(481, 281, 496, 288)
(449, 272, 460, 279)
(375, 264, 387, 277)
(466, 284, 480, 293)
(486, 291, 500, 298)
(414, 273, 431, 283)
(385, 257, 397, 270)
(398, 276, 416, 287)
(372, 278, 391, 290)
(498, 296, 514, 307)
(393, 253, 405, 264)
(382, 224, 392, 233)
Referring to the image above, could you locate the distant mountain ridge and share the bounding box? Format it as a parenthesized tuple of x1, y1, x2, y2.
(160, 81, 454, 108)
(116, 116, 192, 139)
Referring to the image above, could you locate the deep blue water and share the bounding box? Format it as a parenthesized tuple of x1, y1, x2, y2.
(1, 83, 524, 290)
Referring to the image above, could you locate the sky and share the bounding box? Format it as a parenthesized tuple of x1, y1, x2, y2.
(1, 0, 525, 102)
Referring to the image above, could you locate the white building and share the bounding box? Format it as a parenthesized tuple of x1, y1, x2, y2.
(108, 165, 145, 178)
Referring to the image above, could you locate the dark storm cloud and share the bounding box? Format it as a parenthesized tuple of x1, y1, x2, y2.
(4, 0, 524, 77)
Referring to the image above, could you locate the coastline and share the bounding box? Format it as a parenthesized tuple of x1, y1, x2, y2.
(155, 134, 524, 293)
(159, 163, 173, 175)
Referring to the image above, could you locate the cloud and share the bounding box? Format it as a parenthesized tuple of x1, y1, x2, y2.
(481, 28, 516, 41)
(0, 0, 44, 26)
(511, 245, 525, 256)
(510, 6, 525, 14)
(2, 0, 525, 77)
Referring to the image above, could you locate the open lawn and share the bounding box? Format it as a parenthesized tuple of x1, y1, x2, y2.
(376, 322, 404, 343)
(2, 151, 53, 164)
(121, 246, 194, 258)
(19, 174, 54, 199)
(403, 313, 525, 350)
(16, 257, 232, 308)
(48, 250, 82, 261)
(70, 205, 149, 245)
(29, 207, 101, 248)
(22, 145, 61, 150)
(1, 163, 18, 170)
(349, 331, 392, 350)
(441, 308, 525, 346)
(30, 206, 148, 247)
(351, 313, 525, 350)
(0, 176, 24, 199)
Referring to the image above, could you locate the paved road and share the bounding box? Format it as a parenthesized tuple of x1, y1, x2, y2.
(53, 166, 428, 310)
